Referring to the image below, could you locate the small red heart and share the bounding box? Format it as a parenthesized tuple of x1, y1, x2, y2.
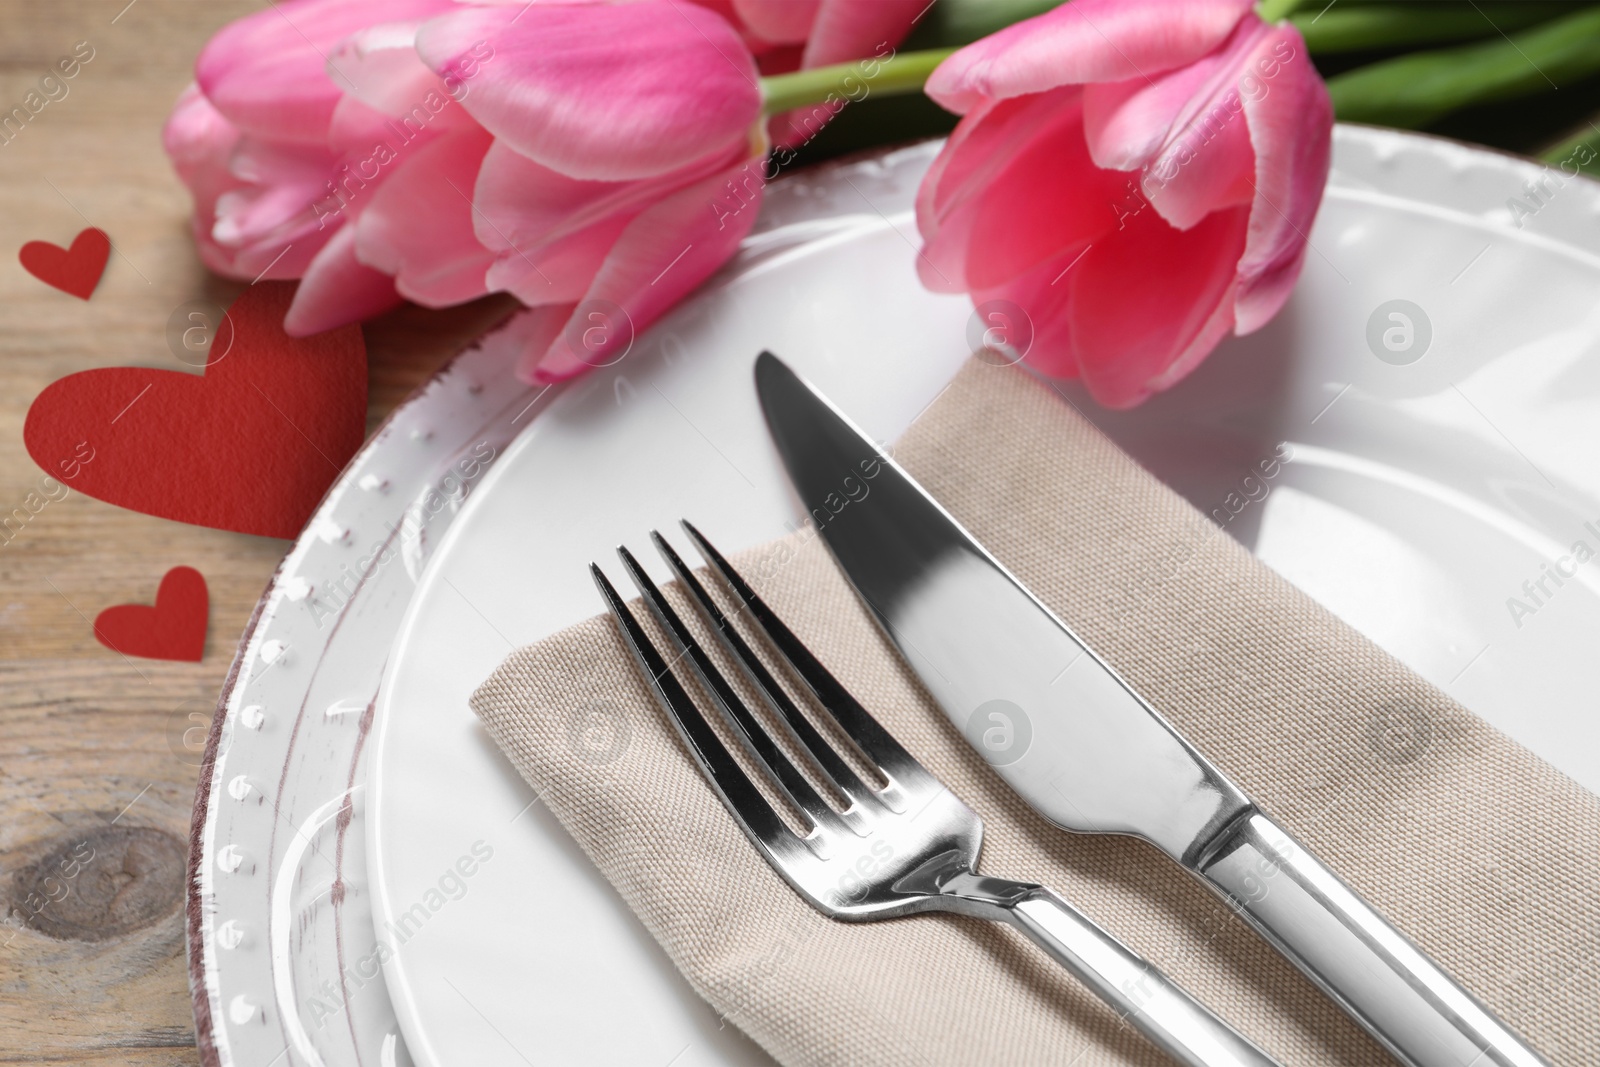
(94, 566, 209, 662)
(23, 281, 366, 539)
(20, 227, 111, 300)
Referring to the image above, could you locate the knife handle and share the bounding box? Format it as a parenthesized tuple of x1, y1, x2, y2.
(1194, 812, 1549, 1067)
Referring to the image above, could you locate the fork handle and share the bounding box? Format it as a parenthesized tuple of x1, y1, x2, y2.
(934, 869, 1279, 1066)
(1002, 890, 1280, 1067)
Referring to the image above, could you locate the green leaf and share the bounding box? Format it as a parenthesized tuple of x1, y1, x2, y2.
(1290, 2, 1578, 55)
(1326, 4, 1600, 127)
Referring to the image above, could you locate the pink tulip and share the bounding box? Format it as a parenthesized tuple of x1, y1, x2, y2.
(917, 0, 1332, 408)
(405, 0, 770, 380)
(165, 0, 924, 383)
(167, 0, 462, 330)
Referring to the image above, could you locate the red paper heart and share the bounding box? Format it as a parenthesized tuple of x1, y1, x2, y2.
(23, 282, 366, 539)
(20, 227, 111, 299)
(94, 565, 209, 662)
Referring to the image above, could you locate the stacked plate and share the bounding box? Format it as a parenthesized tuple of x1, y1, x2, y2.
(188, 129, 1600, 1067)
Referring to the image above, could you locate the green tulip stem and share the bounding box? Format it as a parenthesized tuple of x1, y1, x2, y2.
(1256, 0, 1301, 23)
(759, 47, 959, 118)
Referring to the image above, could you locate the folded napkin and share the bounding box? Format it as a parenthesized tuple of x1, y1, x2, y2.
(472, 359, 1599, 1066)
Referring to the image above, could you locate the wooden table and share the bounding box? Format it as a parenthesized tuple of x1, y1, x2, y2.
(0, 4, 515, 1061)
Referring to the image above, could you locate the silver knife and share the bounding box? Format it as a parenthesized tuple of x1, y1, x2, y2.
(755, 351, 1549, 1067)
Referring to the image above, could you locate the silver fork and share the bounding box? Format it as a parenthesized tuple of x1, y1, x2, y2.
(592, 522, 1281, 1067)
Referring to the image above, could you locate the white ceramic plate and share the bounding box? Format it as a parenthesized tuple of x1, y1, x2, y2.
(188, 311, 548, 1067)
(369, 127, 1600, 1067)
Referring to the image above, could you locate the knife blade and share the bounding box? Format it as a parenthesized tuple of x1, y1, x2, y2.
(755, 351, 1548, 1067)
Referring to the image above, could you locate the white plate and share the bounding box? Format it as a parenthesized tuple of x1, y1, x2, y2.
(188, 313, 546, 1067)
(371, 128, 1600, 1066)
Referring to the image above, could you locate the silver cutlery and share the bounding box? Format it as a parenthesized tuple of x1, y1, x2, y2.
(592, 523, 1282, 1067)
(754, 350, 1550, 1067)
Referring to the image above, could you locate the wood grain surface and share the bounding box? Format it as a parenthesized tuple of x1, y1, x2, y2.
(0, 3, 516, 1061)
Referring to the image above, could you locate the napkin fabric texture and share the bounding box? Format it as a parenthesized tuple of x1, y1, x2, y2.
(472, 359, 1599, 1066)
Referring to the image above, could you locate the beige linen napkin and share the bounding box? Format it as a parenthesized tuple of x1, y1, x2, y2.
(472, 359, 1599, 1066)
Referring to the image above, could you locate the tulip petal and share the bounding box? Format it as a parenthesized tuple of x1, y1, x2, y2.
(688, 0, 801, 66)
(473, 141, 627, 252)
(473, 138, 743, 305)
(1081, 17, 1267, 231)
(197, 0, 455, 144)
(472, 149, 631, 304)
(732, 0, 818, 44)
(1140, 110, 1254, 233)
(165, 86, 259, 279)
(970, 251, 1076, 380)
(213, 183, 320, 249)
(328, 20, 466, 123)
(472, 139, 727, 261)
(958, 98, 1133, 291)
(766, 101, 843, 153)
(1134, 68, 1263, 230)
(918, 87, 1126, 293)
(926, 0, 1254, 113)
(417, 1, 761, 181)
(1061, 203, 1248, 406)
(917, 94, 1026, 237)
(801, 0, 923, 68)
(226, 137, 332, 189)
(325, 28, 471, 153)
(487, 218, 629, 305)
(164, 83, 242, 203)
(284, 223, 403, 336)
(919, 93, 1049, 290)
(522, 158, 763, 382)
(356, 128, 495, 307)
(1235, 23, 1332, 334)
(212, 139, 336, 253)
(328, 95, 412, 156)
(471, 153, 638, 303)
(503, 302, 580, 381)
(1082, 16, 1267, 172)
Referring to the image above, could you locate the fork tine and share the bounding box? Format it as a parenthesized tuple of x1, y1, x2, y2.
(651, 530, 880, 814)
(680, 521, 937, 794)
(592, 563, 803, 861)
(615, 546, 852, 840)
